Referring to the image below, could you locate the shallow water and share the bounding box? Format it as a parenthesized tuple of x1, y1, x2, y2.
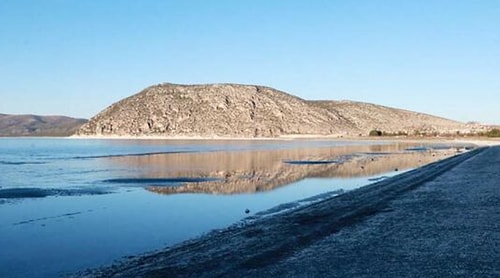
(0, 138, 471, 277)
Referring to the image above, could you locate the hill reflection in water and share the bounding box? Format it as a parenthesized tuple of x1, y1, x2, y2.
(107, 142, 459, 195)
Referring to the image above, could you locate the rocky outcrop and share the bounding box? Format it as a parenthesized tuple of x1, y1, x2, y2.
(0, 114, 87, 137)
(76, 83, 466, 137)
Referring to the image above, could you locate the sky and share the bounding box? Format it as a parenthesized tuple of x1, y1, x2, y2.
(0, 0, 499, 124)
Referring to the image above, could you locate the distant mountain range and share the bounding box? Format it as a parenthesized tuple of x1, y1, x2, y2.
(75, 83, 480, 138)
(0, 114, 87, 137)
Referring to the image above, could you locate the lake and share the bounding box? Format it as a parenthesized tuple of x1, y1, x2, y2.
(0, 138, 467, 277)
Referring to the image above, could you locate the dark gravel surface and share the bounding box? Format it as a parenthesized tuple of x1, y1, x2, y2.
(75, 146, 499, 278)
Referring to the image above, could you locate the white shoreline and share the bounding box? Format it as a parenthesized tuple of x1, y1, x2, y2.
(68, 134, 500, 146)
(68, 134, 350, 141)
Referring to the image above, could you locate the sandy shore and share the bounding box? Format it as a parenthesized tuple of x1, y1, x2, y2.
(73, 146, 499, 277)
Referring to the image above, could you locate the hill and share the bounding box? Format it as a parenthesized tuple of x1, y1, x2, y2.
(311, 100, 465, 136)
(0, 114, 87, 137)
(76, 83, 467, 137)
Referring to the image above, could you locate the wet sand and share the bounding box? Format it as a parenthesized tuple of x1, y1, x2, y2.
(74, 146, 499, 277)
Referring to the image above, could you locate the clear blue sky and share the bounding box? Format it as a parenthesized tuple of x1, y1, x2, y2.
(1, 0, 499, 124)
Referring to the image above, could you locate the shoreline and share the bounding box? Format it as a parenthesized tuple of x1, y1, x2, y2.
(74, 147, 488, 277)
(68, 134, 500, 146)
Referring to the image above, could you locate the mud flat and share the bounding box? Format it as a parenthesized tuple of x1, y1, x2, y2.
(74, 147, 499, 277)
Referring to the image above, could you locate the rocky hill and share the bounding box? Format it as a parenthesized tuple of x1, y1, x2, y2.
(0, 114, 87, 137)
(311, 100, 466, 135)
(76, 83, 468, 137)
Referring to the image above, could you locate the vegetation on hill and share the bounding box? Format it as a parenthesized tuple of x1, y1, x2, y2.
(483, 128, 500, 137)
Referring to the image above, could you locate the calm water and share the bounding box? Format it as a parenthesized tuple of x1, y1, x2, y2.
(0, 138, 466, 277)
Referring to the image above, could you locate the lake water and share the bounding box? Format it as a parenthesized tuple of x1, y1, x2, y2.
(0, 138, 467, 277)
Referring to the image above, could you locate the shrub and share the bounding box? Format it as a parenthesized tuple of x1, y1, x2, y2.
(369, 129, 383, 136)
(486, 128, 500, 137)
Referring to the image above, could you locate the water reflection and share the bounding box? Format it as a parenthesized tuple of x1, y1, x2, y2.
(107, 143, 459, 195)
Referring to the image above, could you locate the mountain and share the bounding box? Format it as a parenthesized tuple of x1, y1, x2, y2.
(76, 83, 468, 138)
(0, 114, 87, 137)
